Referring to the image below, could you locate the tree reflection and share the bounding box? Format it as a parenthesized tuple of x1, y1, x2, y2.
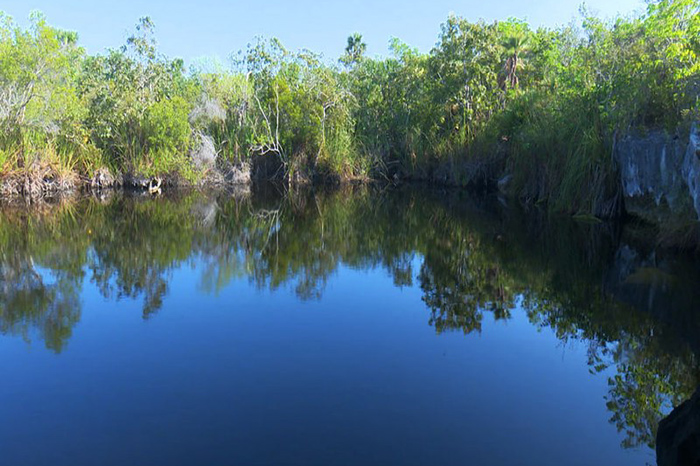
(0, 187, 698, 449)
(0, 254, 80, 352)
(0, 204, 85, 352)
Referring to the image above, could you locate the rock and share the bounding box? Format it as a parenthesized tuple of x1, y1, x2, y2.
(219, 161, 250, 185)
(122, 173, 151, 189)
(190, 133, 218, 170)
(189, 96, 226, 127)
(682, 123, 700, 221)
(616, 129, 687, 220)
(657, 386, 700, 466)
(615, 123, 700, 223)
(88, 168, 115, 189)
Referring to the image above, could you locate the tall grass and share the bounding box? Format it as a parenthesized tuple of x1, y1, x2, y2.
(495, 88, 621, 217)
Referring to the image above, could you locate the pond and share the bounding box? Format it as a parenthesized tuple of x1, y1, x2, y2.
(0, 186, 698, 466)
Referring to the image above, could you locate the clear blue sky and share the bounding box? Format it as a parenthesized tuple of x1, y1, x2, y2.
(2, 0, 645, 65)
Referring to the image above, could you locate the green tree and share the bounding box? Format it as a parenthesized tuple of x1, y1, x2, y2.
(0, 11, 86, 164)
(79, 17, 195, 173)
(498, 19, 531, 90)
(340, 33, 366, 68)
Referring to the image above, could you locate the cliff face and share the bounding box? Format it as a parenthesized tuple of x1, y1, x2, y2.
(685, 125, 700, 220)
(657, 387, 700, 466)
(616, 126, 700, 466)
(616, 124, 700, 224)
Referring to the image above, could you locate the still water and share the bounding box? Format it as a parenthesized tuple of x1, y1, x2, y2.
(0, 186, 698, 466)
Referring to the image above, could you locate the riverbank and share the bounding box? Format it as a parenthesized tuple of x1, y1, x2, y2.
(0, 159, 253, 198)
(2, 2, 697, 225)
(7, 129, 700, 251)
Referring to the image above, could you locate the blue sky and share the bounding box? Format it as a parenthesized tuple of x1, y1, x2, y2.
(2, 0, 645, 65)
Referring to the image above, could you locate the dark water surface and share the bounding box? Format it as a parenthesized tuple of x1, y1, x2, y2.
(1, 186, 699, 466)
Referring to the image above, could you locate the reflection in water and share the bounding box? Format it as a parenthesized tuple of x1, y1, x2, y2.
(0, 186, 699, 452)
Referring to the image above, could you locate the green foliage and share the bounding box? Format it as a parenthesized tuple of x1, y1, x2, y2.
(340, 33, 366, 68)
(0, 3, 699, 202)
(144, 96, 191, 156)
(79, 17, 195, 173)
(227, 38, 361, 179)
(0, 11, 89, 169)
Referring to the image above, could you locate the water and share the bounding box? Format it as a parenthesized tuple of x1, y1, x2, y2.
(1, 186, 698, 466)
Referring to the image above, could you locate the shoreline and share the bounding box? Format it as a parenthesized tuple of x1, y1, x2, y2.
(2, 172, 698, 253)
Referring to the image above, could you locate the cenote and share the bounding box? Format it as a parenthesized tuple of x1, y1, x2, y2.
(1, 186, 699, 466)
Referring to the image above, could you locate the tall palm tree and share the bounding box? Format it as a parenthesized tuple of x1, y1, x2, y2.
(502, 32, 529, 90)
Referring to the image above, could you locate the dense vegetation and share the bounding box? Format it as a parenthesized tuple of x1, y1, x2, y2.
(0, 1, 699, 215)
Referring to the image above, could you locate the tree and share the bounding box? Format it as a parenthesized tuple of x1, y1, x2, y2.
(0, 12, 84, 154)
(79, 17, 194, 169)
(499, 19, 531, 90)
(340, 33, 366, 68)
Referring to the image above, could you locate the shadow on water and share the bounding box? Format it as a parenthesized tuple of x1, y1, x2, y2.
(1, 185, 699, 456)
